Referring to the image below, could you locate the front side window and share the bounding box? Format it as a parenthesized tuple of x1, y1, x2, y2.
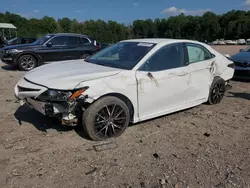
(33, 35, 53, 45)
(139, 43, 184, 72)
(49, 36, 68, 45)
(186, 43, 212, 63)
(86, 42, 156, 70)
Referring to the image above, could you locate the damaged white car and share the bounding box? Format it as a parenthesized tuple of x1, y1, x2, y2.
(14, 39, 235, 141)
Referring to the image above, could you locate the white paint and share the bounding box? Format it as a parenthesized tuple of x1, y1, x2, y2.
(24, 59, 122, 90)
(15, 38, 234, 123)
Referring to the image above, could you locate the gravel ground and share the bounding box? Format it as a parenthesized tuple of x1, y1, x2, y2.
(0, 46, 249, 188)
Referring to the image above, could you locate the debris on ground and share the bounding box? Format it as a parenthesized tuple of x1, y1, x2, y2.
(203, 132, 211, 137)
(153, 153, 159, 159)
(85, 167, 98, 175)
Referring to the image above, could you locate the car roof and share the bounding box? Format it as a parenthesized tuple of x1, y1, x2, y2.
(46, 33, 90, 38)
(121, 38, 202, 45)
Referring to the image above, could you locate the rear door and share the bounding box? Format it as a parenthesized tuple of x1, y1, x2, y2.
(184, 42, 216, 101)
(61, 36, 85, 60)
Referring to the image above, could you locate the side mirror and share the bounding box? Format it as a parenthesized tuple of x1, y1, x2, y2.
(239, 49, 243, 52)
(46, 42, 52, 47)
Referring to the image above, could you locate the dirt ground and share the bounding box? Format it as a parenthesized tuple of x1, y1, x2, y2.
(211, 45, 245, 56)
(0, 46, 249, 188)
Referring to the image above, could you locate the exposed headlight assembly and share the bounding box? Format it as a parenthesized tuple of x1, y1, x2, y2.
(37, 87, 89, 102)
(6, 49, 23, 54)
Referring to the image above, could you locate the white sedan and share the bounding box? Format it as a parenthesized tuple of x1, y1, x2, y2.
(14, 39, 235, 141)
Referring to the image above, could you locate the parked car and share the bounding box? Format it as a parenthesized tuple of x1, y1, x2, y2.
(230, 46, 250, 78)
(1, 33, 100, 71)
(98, 42, 111, 50)
(14, 38, 234, 141)
(0, 38, 8, 48)
(7, 37, 37, 45)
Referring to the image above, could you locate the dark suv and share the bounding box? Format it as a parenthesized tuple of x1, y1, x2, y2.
(0, 33, 100, 71)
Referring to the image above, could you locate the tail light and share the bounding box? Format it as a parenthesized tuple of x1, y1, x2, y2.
(94, 40, 101, 51)
(228, 63, 235, 69)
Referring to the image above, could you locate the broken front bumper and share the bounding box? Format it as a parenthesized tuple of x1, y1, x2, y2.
(21, 98, 67, 116)
(14, 77, 77, 121)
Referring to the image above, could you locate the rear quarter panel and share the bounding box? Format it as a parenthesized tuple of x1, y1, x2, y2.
(206, 45, 235, 81)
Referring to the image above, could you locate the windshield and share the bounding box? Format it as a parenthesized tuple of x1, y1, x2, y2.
(86, 42, 156, 70)
(32, 35, 53, 45)
(7, 37, 18, 44)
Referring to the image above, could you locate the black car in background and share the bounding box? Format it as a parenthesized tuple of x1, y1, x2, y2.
(98, 42, 111, 50)
(0, 33, 100, 71)
(7, 37, 37, 45)
(0, 38, 8, 48)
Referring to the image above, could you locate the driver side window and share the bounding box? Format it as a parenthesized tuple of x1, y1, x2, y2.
(139, 43, 184, 72)
(49, 36, 68, 46)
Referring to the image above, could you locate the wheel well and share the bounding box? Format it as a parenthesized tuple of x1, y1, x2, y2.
(213, 76, 225, 83)
(17, 53, 39, 63)
(98, 93, 135, 121)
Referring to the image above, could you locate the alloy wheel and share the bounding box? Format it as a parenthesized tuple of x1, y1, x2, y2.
(211, 82, 225, 104)
(20, 56, 35, 70)
(94, 104, 127, 139)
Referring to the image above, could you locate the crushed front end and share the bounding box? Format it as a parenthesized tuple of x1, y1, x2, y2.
(14, 77, 89, 125)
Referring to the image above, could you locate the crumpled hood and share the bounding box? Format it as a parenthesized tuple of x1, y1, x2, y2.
(24, 59, 122, 90)
(231, 52, 250, 62)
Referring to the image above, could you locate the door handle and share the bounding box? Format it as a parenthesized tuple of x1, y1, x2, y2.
(178, 72, 188, 76)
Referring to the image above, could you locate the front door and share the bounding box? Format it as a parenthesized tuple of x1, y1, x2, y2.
(136, 43, 192, 120)
(38, 36, 68, 62)
(184, 42, 216, 101)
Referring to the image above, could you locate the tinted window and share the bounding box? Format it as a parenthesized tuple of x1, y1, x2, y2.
(33, 35, 53, 45)
(87, 42, 156, 70)
(81, 37, 90, 44)
(21, 38, 27, 44)
(50, 36, 68, 45)
(139, 43, 184, 72)
(67, 36, 82, 45)
(186, 43, 212, 63)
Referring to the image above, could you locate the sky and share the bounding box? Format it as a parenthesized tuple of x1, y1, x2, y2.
(0, 0, 249, 23)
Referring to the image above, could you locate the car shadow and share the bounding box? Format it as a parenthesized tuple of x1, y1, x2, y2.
(227, 92, 250, 100)
(232, 77, 250, 82)
(14, 104, 90, 139)
(1, 64, 18, 71)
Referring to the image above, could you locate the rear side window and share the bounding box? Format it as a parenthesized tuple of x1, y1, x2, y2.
(139, 43, 184, 72)
(81, 37, 90, 44)
(67, 36, 82, 45)
(186, 43, 212, 63)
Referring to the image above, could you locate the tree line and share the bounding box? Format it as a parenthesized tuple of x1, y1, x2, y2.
(0, 10, 250, 43)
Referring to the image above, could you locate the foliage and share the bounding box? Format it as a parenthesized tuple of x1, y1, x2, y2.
(1, 10, 250, 42)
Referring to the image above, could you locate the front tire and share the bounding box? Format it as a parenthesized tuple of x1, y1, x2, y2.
(17, 54, 37, 71)
(82, 96, 130, 141)
(207, 77, 226, 105)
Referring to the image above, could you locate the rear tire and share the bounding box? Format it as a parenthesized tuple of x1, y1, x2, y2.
(207, 77, 226, 105)
(17, 54, 37, 71)
(82, 96, 130, 141)
(81, 53, 91, 60)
